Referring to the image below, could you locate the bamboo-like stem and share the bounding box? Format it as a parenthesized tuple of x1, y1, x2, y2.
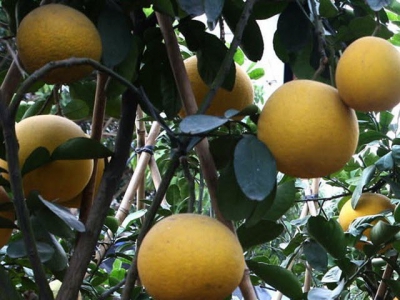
(156, 7, 258, 299)
(91, 121, 161, 267)
(135, 107, 146, 211)
(148, 155, 168, 207)
(80, 72, 108, 223)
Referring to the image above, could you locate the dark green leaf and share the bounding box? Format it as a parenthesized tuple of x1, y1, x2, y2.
(224, 104, 259, 119)
(7, 238, 54, 263)
(319, 0, 339, 18)
(222, 0, 264, 61)
(97, 3, 134, 67)
(62, 98, 90, 120)
(303, 239, 328, 272)
(282, 233, 306, 256)
(0, 265, 23, 300)
(69, 80, 97, 114)
(21, 146, 51, 176)
(385, 279, 400, 297)
(263, 180, 296, 222)
(358, 131, 388, 149)
(370, 221, 400, 246)
(252, 1, 288, 19)
(245, 186, 276, 227)
(179, 115, 229, 134)
(217, 164, 257, 220)
(247, 260, 304, 300)
(351, 165, 376, 209)
(307, 215, 347, 259)
(39, 196, 85, 233)
(237, 220, 283, 250)
(209, 135, 240, 170)
(276, 2, 312, 53)
(106, 35, 143, 99)
(234, 135, 276, 201)
(176, 0, 224, 30)
(392, 145, 400, 163)
(51, 137, 113, 160)
(394, 203, 400, 223)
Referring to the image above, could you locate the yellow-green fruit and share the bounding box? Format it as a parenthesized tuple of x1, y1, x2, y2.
(257, 79, 359, 178)
(61, 157, 105, 208)
(49, 280, 82, 299)
(179, 56, 254, 119)
(16, 4, 102, 84)
(0, 115, 93, 203)
(0, 186, 14, 248)
(338, 193, 395, 250)
(335, 36, 400, 112)
(137, 213, 245, 300)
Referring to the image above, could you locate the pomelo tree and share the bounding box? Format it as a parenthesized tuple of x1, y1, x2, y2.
(0, 0, 400, 299)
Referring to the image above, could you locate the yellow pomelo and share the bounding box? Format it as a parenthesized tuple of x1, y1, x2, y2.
(137, 213, 245, 300)
(257, 79, 359, 178)
(0, 115, 93, 203)
(338, 193, 395, 250)
(61, 157, 105, 208)
(179, 56, 254, 118)
(49, 280, 82, 300)
(335, 36, 400, 112)
(16, 4, 102, 84)
(0, 186, 14, 248)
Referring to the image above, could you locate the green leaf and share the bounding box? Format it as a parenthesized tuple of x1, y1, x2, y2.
(247, 260, 304, 300)
(351, 165, 376, 209)
(385, 279, 400, 297)
(7, 238, 54, 263)
(394, 203, 400, 223)
(51, 137, 113, 160)
(105, 216, 120, 234)
(0, 265, 23, 300)
(217, 164, 257, 221)
(319, 0, 339, 18)
(247, 67, 265, 80)
(237, 220, 283, 250)
(69, 80, 97, 114)
(358, 130, 388, 149)
(263, 180, 296, 222)
(22, 98, 53, 120)
(234, 135, 276, 201)
(179, 115, 229, 134)
(276, 2, 312, 53)
(375, 152, 394, 171)
(252, 1, 288, 19)
(245, 186, 276, 227)
(21, 146, 52, 176)
(106, 35, 143, 99)
(222, 0, 264, 61)
(307, 215, 347, 259)
(209, 135, 240, 170)
(303, 239, 328, 272)
(370, 221, 400, 246)
(97, 2, 134, 67)
(62, 98, 90, 120)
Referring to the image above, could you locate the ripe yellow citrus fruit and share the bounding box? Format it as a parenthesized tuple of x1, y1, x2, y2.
(137, 213, 245, 300)
(179, 56, 254, 119)
(0, 115, 93, 203)
(338, 193, 395, 250)
(61, 157, 105, 208)
(16, 4, 102, 84)
(335, 36, 400, 112)
(257, 79, 359, 178)
(0, 186, 14, 248)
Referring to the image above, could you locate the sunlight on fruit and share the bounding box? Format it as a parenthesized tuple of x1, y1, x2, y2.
(0, 115, 93, 203)
(338, 193, 395, 250)
(257, 79, 359, 178)
(137, 213, 245, 300)
(16, 3, 102, 84)
(335, 36, 400, 112)
(179, 55, 254, 119)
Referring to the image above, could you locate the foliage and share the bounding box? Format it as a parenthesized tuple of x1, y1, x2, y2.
(0, 0, 400, 300)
